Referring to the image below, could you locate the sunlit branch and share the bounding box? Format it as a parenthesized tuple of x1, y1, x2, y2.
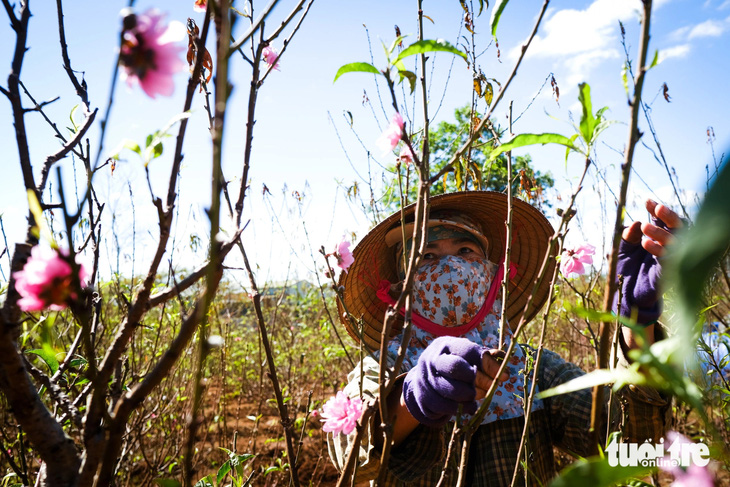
(592, 0, 653, 453)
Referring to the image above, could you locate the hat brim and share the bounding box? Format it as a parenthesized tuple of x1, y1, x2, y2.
(337, 191, 556, 351)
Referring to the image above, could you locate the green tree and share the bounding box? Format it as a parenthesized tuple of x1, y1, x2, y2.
(383, 105, 554, 211)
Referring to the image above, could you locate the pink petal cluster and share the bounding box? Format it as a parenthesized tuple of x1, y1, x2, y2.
(320, 391, 363, 435)
(13, 246, 89, 312)
(262, 46, 280, 71)
(661, 432, 715, 487)
(398, 144, 415, 165)
(376, 112, 405, 155)
(120, 9, 186, 98)
(560, 243, 595, 277)
(193, 0, 207, 12)
(334, 238, 354, 272)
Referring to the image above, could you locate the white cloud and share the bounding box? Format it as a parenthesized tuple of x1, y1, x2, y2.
(720, 0, 730, 10)
(687, 18, 728, 39)
(668, 25, 691, 42)
(505, 0, 650, 95)
(657, 44, 691, 63)
(519, 0, 643, 59)
(564, 49, 621, 86)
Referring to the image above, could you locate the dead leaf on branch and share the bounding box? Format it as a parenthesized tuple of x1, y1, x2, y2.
(464, 12, 475, 34)
(662, 82, 671, 103)
(187, 18, 213, 90)
(551, 74, 560, 105)
(473, 71, 493, 106)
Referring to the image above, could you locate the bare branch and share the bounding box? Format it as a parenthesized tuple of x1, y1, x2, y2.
(55, 0, 90, 108)
(229, 0, 280, 52)
(37, 108, 97, 194)
(593, 0, 654, 451)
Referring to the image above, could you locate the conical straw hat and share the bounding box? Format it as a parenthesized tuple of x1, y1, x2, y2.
(337, 191, 556, 351)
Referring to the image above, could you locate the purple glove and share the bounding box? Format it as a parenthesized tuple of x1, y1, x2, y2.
(402, 336, 483, 426)
(614, 217, 668, 325)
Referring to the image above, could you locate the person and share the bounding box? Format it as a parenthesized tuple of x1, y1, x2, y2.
(327, 191, 677, 486)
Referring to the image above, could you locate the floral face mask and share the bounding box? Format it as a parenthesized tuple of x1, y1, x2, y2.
(412, 256, 493, 335)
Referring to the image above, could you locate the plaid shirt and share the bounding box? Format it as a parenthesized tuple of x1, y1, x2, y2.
(327, 341, 670, 486)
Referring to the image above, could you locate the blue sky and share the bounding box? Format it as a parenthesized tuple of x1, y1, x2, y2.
(0, 0, 728, 284)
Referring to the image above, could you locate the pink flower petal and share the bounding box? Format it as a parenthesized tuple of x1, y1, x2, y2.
(320, 391, 363, 435)
(119, 9, 185, 99)
(376, 112, 405, 155)
(13, 246, 87, 312)
(262, 46, 280, 71)
(560, 243, 595, 277)
(193, 0, 207, 12)
(398, 145, 415, 165)
(334, 238, 354, 272)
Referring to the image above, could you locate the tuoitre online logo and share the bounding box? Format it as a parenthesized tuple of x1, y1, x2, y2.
(606, 436, 710, 468)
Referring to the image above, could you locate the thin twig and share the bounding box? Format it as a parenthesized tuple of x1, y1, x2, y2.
(229, 0, 280, 52)
(37, 109, 97, 194)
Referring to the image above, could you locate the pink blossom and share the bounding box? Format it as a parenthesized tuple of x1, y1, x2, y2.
(320, 391, 363, 435)
(334, 238, 354, 272)
(119, 9, 186, 98)
(560, 243, 595, 277)
(193, 0, 207, 12)
(13, 246, 89, 312)
(661, 432, 714, 487)
(262, 46, 280, 71)
(398, 144, 415, 165)
(376, 112, 405, 155)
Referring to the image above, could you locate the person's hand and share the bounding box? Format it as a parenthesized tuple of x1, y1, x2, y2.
(476, 349, 509, 400)
(402, 337, 508, 426)
(616, 199, 683, 324)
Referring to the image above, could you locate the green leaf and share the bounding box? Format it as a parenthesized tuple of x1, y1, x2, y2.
(489, 133, 579, 162)
(122, 139, 142, 156)
(490, 0, 511, 39)
(484, 81, 493, 106)
(26, 349, 60, 375)
(537, 368, 644, 399)
(398, 69, 417, 94)
(476, 0, 485, 16)
(152, 142, 163, 159)
(590, 119, 618, 145)
(216, 460, 231, 484)
(69, 104, 80, 133)
(621, 63, 630, 96)
(649, 49, 659, 69)
(578, 82, 596, 144)
(154, 480, 182, 487)
(26, 190, 56, 247)
(393, 39, 467, 63)
(193, 476, 214, 487)
(565, 134, 580, 166)
(333, 62, 380, 83)
(549, 456, 654, 487)
(388, 35, 409, 55)
(665, 156, 730, 365)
